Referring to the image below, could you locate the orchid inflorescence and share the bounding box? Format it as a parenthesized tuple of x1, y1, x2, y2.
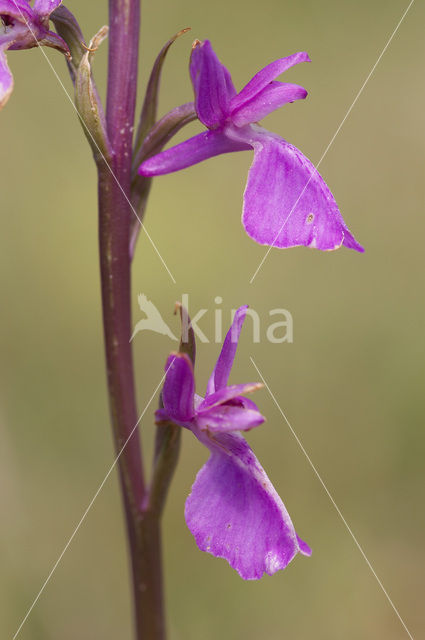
(2, 5, 364, 637)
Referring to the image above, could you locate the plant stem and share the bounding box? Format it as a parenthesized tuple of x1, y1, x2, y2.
(97, 2, 166, 638)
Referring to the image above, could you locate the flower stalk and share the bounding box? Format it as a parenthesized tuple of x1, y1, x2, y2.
(97, 1, 166, 638)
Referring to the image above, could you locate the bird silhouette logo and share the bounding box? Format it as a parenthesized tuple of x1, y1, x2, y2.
(130, 294, 178, 342)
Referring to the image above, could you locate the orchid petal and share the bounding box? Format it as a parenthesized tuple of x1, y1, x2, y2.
(231, 52, 310, 112)
(0, 44, 13, 109)
(228, 126, 363, 251)
(162, 353, 195, 423)
(185, 431, 309, 579)
(0, 0, 34, 21)
(190, 39, 236, 128)
(231, 81, 307, 128)
(138, 129, 249, 177)
(32, 0, 62, 17)
(196, 405, 264, 432)
(198, 382, 263, 411)
(228, 396, 258, 411)
(206, 306, 248, 395)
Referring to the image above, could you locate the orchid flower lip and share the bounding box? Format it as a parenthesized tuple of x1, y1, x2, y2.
(197, 381, 264, 412)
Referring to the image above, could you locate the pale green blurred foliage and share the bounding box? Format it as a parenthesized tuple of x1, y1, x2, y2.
(0, 1, 424, 638)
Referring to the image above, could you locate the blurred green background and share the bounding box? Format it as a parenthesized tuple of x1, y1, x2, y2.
(1, 0, 424, 638)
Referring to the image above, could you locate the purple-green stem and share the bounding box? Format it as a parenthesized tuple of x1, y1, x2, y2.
(97, 1, 166, 637)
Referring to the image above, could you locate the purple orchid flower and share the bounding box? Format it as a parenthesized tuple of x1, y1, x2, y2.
(156, 305, 311, 579)
(139, 40, 363, 252)
(0, 0, 69, 109)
